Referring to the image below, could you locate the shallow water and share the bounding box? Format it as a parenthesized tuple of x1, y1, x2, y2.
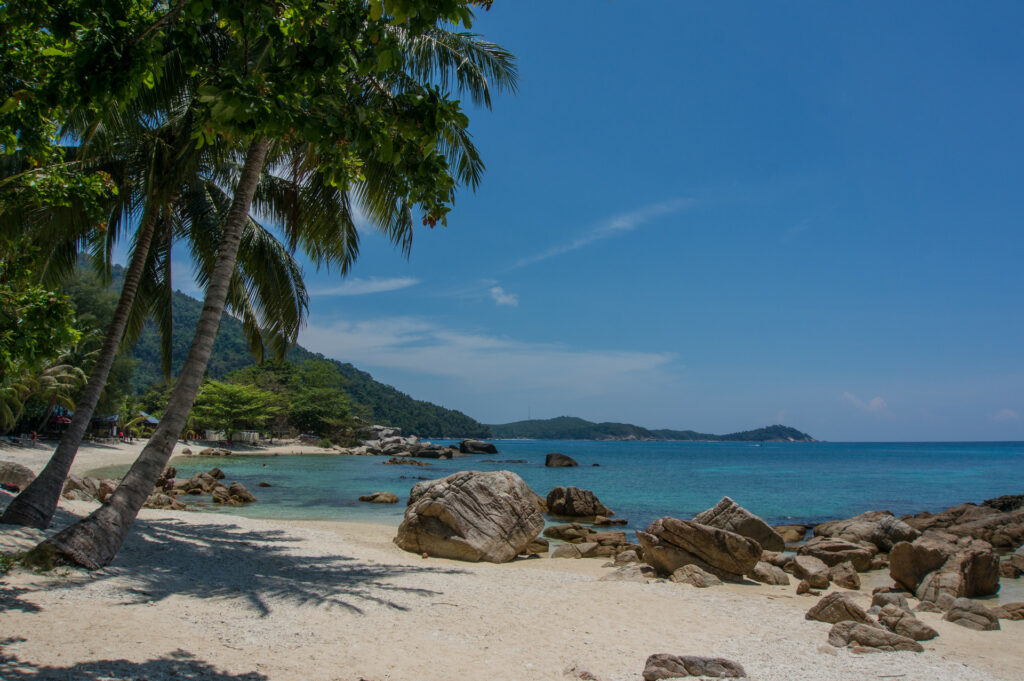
(90, 440, 1024, 531)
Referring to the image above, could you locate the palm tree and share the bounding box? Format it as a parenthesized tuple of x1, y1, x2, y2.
(42, 18, 517, 569)
(0, 104, 312, 528)
(0, 357, 86, 433)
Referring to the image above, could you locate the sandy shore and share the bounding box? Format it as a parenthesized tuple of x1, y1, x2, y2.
(0, 438, 350, 478)
(1, 443, 1022, 681)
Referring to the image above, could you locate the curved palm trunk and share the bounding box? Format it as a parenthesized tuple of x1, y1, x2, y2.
(44, 138, 271, 569)
(1, 213, 160, 529)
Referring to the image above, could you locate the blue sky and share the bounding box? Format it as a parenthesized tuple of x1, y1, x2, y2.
(183, 2, 1024, 440)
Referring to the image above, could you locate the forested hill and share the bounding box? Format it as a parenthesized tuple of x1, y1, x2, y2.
(130, 289, 490, 438)
(488, 417, 814, 442)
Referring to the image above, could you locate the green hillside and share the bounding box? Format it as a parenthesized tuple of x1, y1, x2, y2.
(129, 289, 490, 438)
(488, 417, 814, 442)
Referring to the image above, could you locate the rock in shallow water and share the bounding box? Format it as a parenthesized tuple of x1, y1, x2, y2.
(358, 491, 399, 504)
(458, 439, 498, 454)
(394, 470, 544, 563)
(546, 486, 612, 518)
(545, 452, 578, 467)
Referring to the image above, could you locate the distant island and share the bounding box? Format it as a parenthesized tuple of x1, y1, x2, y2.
(488, 416, 815, 442)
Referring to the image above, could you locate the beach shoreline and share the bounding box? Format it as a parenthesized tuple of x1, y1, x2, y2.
(1, 441, 1022, 681)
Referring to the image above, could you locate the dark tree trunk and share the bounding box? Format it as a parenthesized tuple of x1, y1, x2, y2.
(1, 213, 160, 529)
(44, 138, 271, 569)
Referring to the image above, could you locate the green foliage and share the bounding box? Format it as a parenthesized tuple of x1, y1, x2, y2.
(0, 552, 19, 575)
(130, 284, 490, 438)
(489, 417, 815, 442)
(0, 248, 80, 376)
(21, 543, 57, 571)
(318, 438, 333, 449)
(189, 380, 281, 439)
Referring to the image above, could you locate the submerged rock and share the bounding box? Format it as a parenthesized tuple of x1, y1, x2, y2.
(358, 491, 399, 504)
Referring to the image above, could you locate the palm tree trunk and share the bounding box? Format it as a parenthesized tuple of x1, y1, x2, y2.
(1, 212, 160, 529)
(44, 137, 271, 569)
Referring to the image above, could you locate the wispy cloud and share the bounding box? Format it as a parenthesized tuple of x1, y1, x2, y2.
(299, 317, 676, 396)
(489, 286, 519, 307)
(991, 408, 1020, 423)
(312, 277, 419, 297)
(842, 392, 888, 413)
(511, 198, 693, 269)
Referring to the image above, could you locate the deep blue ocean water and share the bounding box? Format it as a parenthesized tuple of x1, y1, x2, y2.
(96, 440, 1024, 531)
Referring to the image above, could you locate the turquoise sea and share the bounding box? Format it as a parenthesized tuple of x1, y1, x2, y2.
(97, 440, 1024, 531)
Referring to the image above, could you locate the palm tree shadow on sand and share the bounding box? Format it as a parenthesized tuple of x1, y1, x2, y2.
(1, 505, 470, 617)
(0, 646, 269, 681)
(78, 515, 471, 616)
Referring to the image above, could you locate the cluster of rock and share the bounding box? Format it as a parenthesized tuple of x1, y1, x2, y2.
(333, 424, 500, 460)
(180, 447, 233, 456)
(145, 466, 257, 510)
(385, 464, 1022, 660)
(61, 474, 118, 503)
(543, 523, 641, 559)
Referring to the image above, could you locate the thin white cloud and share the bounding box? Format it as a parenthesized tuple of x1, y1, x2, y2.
(991, 408, 1020, 423)
(312, 277, 419, 297)
(299, 317, 676, 396)
(842, 392, 888, 413)
(511, 198, 694, 269)
(489, 286, 519, 307)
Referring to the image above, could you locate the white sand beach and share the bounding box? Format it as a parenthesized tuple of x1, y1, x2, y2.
(1, 441, 1022, 681)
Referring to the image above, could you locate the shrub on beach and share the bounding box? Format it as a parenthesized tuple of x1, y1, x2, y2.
(318, 439, 334, 449)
